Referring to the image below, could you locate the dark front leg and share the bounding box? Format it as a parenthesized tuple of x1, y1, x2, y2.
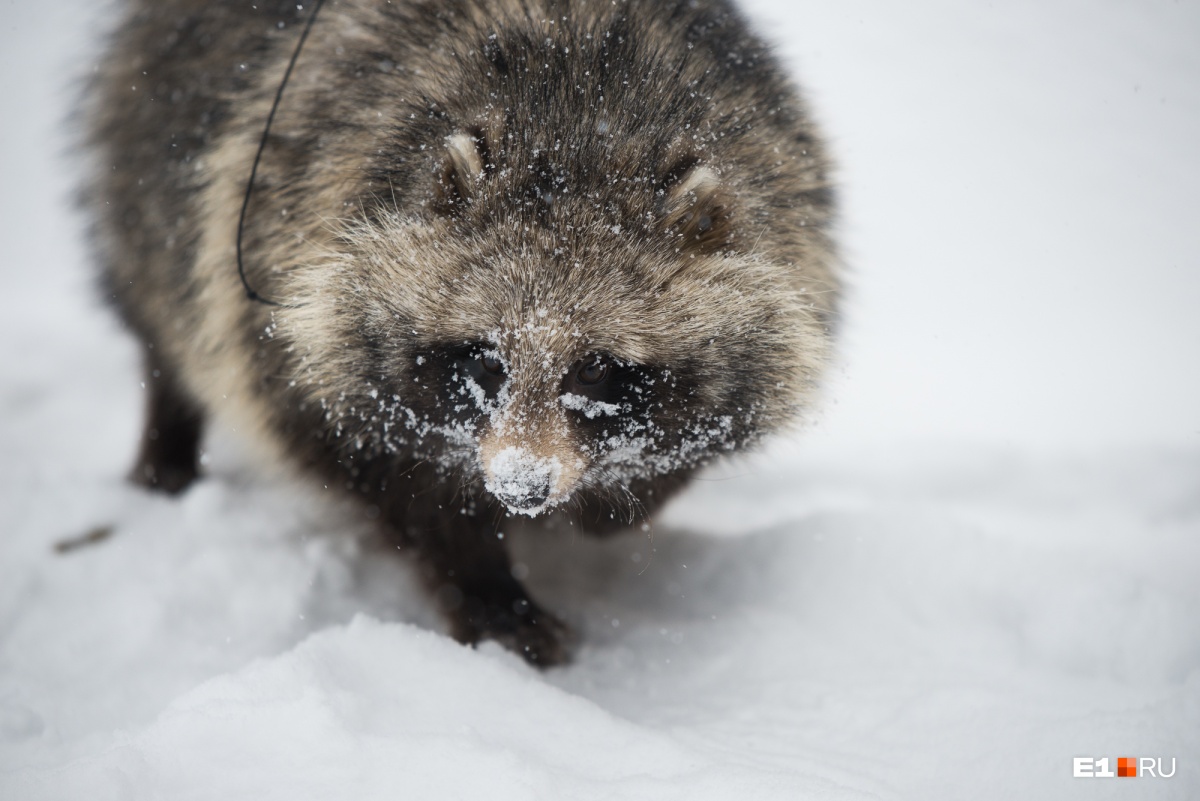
(129, 352, 204, 495)
(391, 495, 572, 667)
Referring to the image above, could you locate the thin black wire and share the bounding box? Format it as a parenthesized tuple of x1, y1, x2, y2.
(236, 0, 327, 307)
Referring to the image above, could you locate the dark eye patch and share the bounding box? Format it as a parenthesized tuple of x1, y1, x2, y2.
(561, 353, 639, 407)
(413, 341, 507, 421)
(456, 348, 506, 400)
(562, 356, 716, 458)
(563, 354, 617, 400)
(559, 356, 689, 444)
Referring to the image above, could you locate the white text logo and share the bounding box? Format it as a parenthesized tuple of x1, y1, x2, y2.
(1073, 757, 1176, 779)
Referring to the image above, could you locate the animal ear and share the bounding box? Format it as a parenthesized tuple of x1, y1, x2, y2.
(661, 160, 735, 253)
(433, 131, 487, 216)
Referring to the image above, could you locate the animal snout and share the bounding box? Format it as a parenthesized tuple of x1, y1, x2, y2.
(498, 475, 551, 510)
(484, 446, 560, 514)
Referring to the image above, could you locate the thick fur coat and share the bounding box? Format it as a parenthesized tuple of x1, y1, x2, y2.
(84, 0, 837, 664)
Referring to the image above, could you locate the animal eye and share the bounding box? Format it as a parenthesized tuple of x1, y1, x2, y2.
(480, 353, 505, 376)
(562, 353, 649, 412)
(575, 356, 610, 386)
(445, 344, 506, 401)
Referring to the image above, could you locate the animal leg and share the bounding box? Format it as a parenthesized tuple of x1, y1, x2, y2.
(129, 354, 204, 495)
(404, 510, 573, 667)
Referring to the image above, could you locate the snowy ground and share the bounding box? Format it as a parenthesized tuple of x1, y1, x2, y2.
(2, 1, 1198, 799)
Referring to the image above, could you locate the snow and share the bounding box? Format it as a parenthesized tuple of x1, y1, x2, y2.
(559, 392, 622, 419)
(485, 446, 563, 515)
(2, 1, 1198, 800)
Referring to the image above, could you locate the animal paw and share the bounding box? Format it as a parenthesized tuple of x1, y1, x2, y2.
(452, 591, 575, 668)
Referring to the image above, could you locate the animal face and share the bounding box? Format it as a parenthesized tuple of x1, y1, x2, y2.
(281, 132, 825, 517)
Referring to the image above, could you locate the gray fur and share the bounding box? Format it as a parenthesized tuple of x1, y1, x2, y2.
(83, 0, 838, 665)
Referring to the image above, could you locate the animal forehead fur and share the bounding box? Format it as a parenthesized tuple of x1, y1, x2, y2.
(330, 209, 804, 365)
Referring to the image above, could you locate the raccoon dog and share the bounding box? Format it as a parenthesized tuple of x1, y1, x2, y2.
(84, 0, 837, 665)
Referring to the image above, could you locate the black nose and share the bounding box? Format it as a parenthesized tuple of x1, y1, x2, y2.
(523, 483, 550, 507)
(497, 479, 550, 511)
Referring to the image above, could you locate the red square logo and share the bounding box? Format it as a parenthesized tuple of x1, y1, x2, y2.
(1117, 757, 1138, 777)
